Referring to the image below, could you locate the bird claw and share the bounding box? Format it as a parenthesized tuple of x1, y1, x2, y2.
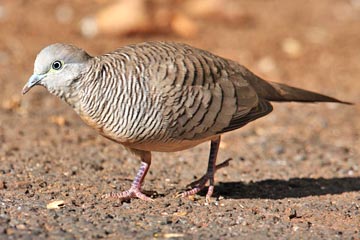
(179, 178, 209, 199)
(177, 158, 233, 200)
(205, 185, 214, 203)
(186, 175, 207, 188)
(102, 186, 154, 202)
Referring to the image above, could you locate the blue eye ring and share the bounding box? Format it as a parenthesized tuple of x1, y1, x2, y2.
(52, 60, 63, 70)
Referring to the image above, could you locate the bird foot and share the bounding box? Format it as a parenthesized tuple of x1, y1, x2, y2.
(102, 186, 154, 202)
(177, 158, 232, 202)
(178, 175, 213, 202)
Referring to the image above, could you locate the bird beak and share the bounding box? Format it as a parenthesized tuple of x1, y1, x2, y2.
(22, 74, 45, 95)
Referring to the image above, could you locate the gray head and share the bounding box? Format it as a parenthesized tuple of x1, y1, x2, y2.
(22, 43, 92, 95)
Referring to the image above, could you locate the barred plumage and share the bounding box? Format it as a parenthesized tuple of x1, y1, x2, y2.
(64, 42, 254, 150)
(23, 41, 350, 201)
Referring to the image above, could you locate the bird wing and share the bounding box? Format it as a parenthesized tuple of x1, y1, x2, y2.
(146, 43, 264, 141)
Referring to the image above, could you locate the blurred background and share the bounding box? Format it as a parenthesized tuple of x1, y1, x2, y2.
(0, 0, 359, 112)
(0, 0, 359, 105)
(0, 1, 359, 238)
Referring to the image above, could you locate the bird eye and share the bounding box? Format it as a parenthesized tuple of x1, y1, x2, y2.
(51, 60, 63, 70)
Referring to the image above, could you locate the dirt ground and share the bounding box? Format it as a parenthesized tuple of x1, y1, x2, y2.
(0, 0, 359, 239)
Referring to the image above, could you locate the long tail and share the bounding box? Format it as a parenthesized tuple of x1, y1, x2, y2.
(247, 74, 352, 105)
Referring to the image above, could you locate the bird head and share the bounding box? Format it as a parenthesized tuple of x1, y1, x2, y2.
(22, 43, 92, 96)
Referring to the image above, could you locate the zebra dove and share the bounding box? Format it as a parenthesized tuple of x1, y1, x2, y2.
(22, 42, 350, 202)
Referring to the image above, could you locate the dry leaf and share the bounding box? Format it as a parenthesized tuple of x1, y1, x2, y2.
(2, 96, 21, 111)
(46, 200, 65, 209)
(49, 115, 67, 126)
(173, 211, 187, 217)
(154, 232, 185, 238)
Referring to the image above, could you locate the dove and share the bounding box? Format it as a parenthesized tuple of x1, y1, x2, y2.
(22, 42, 350, 201)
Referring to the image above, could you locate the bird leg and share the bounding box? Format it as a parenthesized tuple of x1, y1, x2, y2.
(103, 151, 153, 201)
(180, 136, 230, 201)
(186, 157, 232, 189)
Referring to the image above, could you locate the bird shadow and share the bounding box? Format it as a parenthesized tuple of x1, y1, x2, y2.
(198, 177, 360, 199)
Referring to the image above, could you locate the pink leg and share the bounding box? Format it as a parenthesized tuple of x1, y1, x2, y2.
(180, 136, 231, 201)
(103, 152, 153, 201)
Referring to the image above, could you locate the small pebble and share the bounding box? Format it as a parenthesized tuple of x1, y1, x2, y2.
(294, 154, 307, 161)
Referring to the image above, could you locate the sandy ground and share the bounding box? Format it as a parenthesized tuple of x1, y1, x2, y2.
(0, 0, 359, 239)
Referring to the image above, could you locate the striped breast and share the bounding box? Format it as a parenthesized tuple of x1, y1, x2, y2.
(77, 42, 259, 151)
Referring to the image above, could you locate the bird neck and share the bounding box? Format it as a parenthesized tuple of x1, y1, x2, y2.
(51, 77, 83, 111)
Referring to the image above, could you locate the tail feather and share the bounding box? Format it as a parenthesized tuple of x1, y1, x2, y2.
(247, 75, 352, 105)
